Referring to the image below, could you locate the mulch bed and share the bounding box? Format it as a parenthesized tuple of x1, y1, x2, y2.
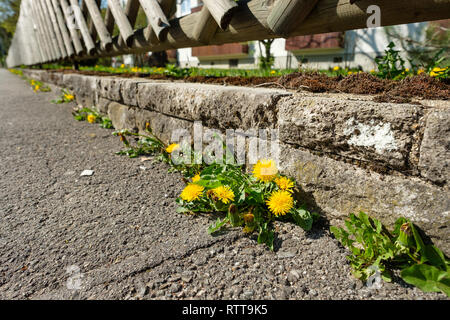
(47, 69, 449, 103)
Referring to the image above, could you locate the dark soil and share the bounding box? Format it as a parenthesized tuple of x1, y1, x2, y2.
(47, 69, 449, 102)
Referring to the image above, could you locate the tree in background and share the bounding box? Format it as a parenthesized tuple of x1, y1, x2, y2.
(0, 0, 21, 65)
(0, 0, 21, 34)
(258, 39, 275, 70)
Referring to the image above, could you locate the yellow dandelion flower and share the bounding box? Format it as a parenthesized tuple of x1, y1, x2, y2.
(347, 71, 353, 75)
(212, 186, 235, 204)
(192, 174, 201, 183)
(266, 190, 294, 217)
(274, 176, 294, 192)
(271, 70, 276, 74)
(166, 143, 180, 154)
(120, 64, 125, 68)
(333, 66, 340, 71)
(405, 68, 410, 72)
(34, 85, 40, 92)
(417, 68, 425, 75)
(252, 159, 278, 183)
(65, 94, 74, 101)
(370, 69, 375, 73)
(87, 114, 97, 123)
(180, 183, 204, 202)
(430, 67, 445, 77)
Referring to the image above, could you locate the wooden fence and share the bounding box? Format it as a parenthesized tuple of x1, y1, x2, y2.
(6, 0, 450, 67)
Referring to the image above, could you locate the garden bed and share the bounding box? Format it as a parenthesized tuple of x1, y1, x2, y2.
(41, 68, 449, 103)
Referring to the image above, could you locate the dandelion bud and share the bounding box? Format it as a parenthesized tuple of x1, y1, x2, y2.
(244, 213, 254, 224)
(397, 222, 414, 248)
(228, 204, 240, 227)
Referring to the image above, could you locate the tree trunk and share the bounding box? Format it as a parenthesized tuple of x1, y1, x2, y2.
(147, 51, 168, 67)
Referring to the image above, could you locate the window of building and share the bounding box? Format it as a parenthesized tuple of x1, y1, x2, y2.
(229, 59, 238, 68)
(333, 57, 343, 63)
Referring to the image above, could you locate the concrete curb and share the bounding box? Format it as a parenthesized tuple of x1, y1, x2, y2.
(21, 69, 450, 254)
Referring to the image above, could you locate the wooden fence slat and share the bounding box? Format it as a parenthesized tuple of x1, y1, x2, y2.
(31, 1, 53, 61)
(84, 0, 113, 50)
(107, 0, 135, 46)
(192, 6, 218, 44)
(30, 3, 51, 62)
(44, 0, 68, 58)
(138, 0, 171, 41)
(68, 0, 96, 55)
(35, 0, 62, 59)
(59, 0, 84, 55)
(145, 0, 176, 45)
(82, 0, 98, 43)
(51, 0, 75, 57)
(267, 0, 320, 37)
(118, 0, 141, 47)
(202, 0, 238, 30)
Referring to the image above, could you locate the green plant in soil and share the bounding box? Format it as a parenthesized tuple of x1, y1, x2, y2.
(375, 42, 407, 80)
(374, 42, 449, 80)
(51, 89, 75, 104)
(72, 106, 113, 129)
(331, 212, 449, 296)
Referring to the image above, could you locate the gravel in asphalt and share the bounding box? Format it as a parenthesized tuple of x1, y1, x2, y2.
(0, 69, 446, 300)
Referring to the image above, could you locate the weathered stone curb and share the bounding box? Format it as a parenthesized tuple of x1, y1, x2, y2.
(21, 69, 450, 254)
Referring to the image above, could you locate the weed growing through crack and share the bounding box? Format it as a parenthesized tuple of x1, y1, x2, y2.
(113, 125, 202, 177)
(29, 79, 50, 93)
(114, 126, 315, 250)
(331, 212, 449, 296)
(177, 160, 316, 251)
(72, 106, 113, 129)
(52, 89, 75, 104)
